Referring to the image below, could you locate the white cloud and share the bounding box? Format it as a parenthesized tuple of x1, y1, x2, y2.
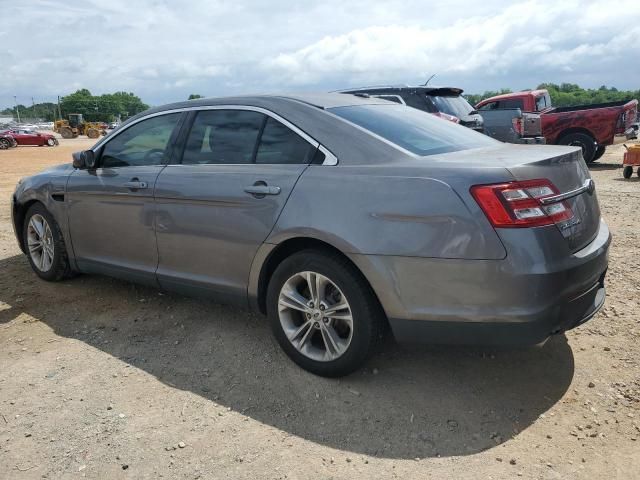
(0, 0, 638, 109)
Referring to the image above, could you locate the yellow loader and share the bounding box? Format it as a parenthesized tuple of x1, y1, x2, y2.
(53, 114, 105, 139)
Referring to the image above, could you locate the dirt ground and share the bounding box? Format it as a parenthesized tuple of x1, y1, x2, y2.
(0, 136, 639, 479)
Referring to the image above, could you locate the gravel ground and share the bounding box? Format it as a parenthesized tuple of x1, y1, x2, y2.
(0, 137, 639, 479)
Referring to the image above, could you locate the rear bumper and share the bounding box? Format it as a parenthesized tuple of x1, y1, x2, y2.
(518, 136, 546, 145)
(349, 219, 611, 346)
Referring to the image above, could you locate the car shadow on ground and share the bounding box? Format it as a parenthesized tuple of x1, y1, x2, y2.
(589, 162, 620, 171)
(0, 254, 575, 460)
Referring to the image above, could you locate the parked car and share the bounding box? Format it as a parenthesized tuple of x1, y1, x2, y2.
(11, 94, 610, 377)
(476, 89, 639, 162)
(2, 128, 58, 147)
(338, 85, 485, 132)
(0, 132, 18, 149)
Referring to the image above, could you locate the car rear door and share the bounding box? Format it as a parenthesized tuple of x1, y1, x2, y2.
(154, 107, 318, 305)
(66, 112, 184, 285)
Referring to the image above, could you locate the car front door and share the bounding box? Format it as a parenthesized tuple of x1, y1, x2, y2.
(154, 108, 318, 304)
(65, 112, 183, 285)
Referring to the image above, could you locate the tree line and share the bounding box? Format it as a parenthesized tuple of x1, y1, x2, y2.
(465, 83, 640, 107)
(1, 89, 149, 122)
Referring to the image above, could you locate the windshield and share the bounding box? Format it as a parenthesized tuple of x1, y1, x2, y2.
(429, 95, 475, 118)
(329, 104, 497, 156)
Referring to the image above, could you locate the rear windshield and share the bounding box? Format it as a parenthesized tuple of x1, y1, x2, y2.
(329, 104, 496, 156)
(429, 95, 475, 118)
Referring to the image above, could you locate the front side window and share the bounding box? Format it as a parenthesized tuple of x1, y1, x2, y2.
(330, 104, 497, 156)
(535, 94, 551, 111)
(100, 113, 181, 168)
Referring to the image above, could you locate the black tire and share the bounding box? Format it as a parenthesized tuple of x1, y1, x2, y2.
(623, 166, 633, 179)
(592, 145, 606, 162)
(46, 137, 56, 147)
(558, 133, 596, 163)
(22, 203, 72, 281)
(266, 250, 385, 377)
(0, 138, 10, 150)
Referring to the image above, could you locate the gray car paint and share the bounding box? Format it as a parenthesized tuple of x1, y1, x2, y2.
(12, 93, 610, 346)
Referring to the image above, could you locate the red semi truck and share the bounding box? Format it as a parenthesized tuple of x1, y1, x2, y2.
(476, 89, 638, 163)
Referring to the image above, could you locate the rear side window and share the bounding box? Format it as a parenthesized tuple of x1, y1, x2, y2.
(329, 104, 496, 156)
(499, 99, 525, 109)
(182, 110, 264, 165)
(255, 118, 314, 164)
(535, 94, 550, 111)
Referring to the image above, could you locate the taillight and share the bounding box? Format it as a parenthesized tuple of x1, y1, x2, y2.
(512, 117, 523, 135)
(470, 179, 573, 228)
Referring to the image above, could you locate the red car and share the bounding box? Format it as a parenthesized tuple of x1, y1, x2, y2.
(0, 133, 18, 149)
(2, 129, 59, 147)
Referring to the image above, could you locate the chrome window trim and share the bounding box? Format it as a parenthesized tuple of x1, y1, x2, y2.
(92, 104, 339, 166)
(539, 179, 595, 205)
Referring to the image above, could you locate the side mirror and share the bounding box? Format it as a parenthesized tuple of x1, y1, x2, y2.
(72, 150, 97, 169)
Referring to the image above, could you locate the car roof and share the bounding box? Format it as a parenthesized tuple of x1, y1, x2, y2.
(147, 92, 393, 115)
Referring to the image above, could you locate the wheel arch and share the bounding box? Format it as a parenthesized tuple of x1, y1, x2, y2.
(252, 237, 385, 320)
(554, 127, 596, 145)
(13, 198, 43, 254)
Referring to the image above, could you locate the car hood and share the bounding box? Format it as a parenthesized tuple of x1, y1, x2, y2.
(40, 163, 74, 174)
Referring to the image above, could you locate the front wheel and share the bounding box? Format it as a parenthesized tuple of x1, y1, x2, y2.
(267, 250, 384, 377)
(46, 137, 56, 147)
(558, 133, 596, 164)
(0, 138, 10, 150)
(623, 166, 633, 179)
(23, 203, 72, 281)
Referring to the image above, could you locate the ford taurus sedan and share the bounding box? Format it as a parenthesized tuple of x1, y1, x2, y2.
(11, 94, 610, 377)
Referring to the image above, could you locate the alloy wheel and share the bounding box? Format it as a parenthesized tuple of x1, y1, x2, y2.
(278, 271, 353, 362)
(27, 214, 55, 272)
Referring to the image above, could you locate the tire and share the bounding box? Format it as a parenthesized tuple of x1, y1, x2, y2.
(266, 249, 384, 377)
(592, 145, 606, 162)
(46, 137, 56, 147)
(60, 127, 74, 139)
(0, 138, 10, 150)
(623, 166, 633, 179)
(23, 203, 72, 281)
(558, 133, 596, 163)
(86, 128, 99, 139)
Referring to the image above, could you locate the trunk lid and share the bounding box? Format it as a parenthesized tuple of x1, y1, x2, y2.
(505, 146, 600, 251)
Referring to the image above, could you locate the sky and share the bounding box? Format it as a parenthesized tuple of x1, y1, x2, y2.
(1, 0, 639, 109)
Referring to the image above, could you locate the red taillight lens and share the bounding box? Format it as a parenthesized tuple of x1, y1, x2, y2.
(470, 179, 573, 228)
(511, 117, 523, 135)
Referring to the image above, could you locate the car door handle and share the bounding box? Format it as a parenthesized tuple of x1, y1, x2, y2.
(123, 180, 148, 189)
(243, 185, 281, 196)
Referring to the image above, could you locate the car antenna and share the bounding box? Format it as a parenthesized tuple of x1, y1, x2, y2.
(423, 74, 436, 86)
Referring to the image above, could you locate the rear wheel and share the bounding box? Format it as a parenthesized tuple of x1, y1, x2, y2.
(623, 166, 633, 179)
(23, 203, 72, 281)
(0, 138, 10, 150)
(558, 133, 596, 164)
(267, 250, 384, 377)
(592, 145, 606, 161)
(86, 128, 100, 139)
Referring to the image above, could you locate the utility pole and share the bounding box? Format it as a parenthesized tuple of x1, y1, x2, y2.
(14, 95, 21, 123)
(32, 97, 36, 121)
(57, 96, 62, 120)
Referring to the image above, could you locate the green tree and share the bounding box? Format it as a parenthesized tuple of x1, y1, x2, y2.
(59, 89, 149, 122)
(188, 94, 204, 100)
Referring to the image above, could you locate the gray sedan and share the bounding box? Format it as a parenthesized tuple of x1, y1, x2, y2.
(11, 94, 610, 376)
